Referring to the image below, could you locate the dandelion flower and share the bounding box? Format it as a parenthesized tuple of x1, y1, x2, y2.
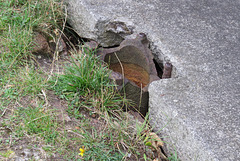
(79, 146, 85, 156)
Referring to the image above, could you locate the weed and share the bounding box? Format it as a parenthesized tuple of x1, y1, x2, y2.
(74, 128, 124, 161)
(50, 51, 124, 111)
(51, 51, 111, 95)
(67, 105, 85, 119)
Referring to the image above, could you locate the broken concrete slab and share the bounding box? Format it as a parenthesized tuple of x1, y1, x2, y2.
(64, 0, 240, 160)
(65, 0, 134, 47)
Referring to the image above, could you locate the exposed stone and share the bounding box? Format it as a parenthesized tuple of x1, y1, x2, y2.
(13, 147, 45, 161)
(97, 33, 159, 115)
(32, 32, 51, 55)
(49, 36, 67, 56)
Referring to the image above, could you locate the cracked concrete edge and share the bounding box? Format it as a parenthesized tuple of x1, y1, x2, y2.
(65, 0, 98, 40)
(149, 41, 180, 79)
(65, 0, 135, 47)
(149, 78, 216, 161)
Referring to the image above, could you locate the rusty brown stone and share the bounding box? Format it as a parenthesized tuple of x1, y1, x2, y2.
(97, 33, 160, 115)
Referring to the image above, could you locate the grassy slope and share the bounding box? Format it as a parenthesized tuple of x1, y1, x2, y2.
(0, 0, 178, 160)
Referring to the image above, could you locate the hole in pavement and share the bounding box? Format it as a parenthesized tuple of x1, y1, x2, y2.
(97, 33, 168, 117)
(32, 20, 173, 120)
(62, 31, 173, 118)
(103, 45, 152, 89)
(153, 59, 163, 79)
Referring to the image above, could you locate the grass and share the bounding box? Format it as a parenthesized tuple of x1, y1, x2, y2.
(49, 50, 150, 160)
(50, 50, 125, 111)
(0, 0, 63, 69)
(15, 105, 59, 144)
(0, 0, 179, 160)
(51, 51, 111, 99)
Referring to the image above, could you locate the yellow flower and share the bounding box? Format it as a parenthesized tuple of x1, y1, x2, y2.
(79, 146, 85, 156)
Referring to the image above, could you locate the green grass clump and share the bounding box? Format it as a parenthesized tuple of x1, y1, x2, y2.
(0, 150, 14, 158)
(51, 51, 124, 111)
(52, 51, 111, 97)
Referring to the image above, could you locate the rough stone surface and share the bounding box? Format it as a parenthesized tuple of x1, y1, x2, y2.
(32, 32, 50, 55)
(97, 34, 159, 115)
(64, 0, 240, 160)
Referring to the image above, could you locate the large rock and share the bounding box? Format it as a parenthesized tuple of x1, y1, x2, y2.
(64, 0, 240, 160)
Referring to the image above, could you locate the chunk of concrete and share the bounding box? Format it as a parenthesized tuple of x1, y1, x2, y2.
(64, 0, 240, 160)
(64, 0, 134, 47)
